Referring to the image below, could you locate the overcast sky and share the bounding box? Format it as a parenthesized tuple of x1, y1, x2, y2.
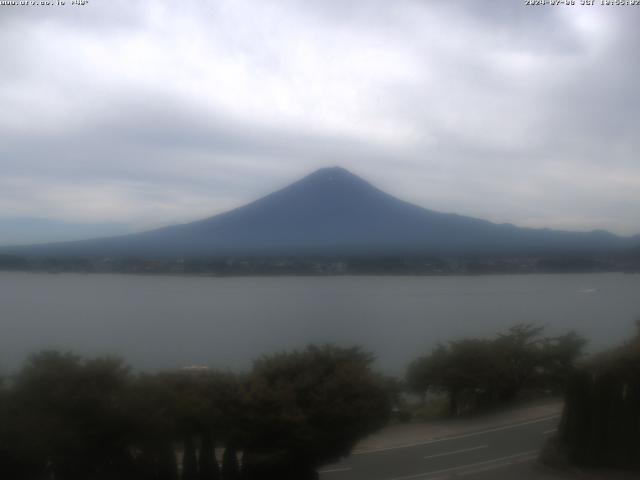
(2, 0, 639, 241)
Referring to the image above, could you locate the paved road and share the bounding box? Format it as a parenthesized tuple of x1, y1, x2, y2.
(319, 415, 561, 480)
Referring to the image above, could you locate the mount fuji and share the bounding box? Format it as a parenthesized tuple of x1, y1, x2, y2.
(5, 167, 636, 258)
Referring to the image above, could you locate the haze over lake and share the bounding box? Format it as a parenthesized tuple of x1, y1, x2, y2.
(1, 272, 638, 375)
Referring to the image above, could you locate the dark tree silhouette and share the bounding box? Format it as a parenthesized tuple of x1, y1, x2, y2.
(157, 443, 180, 480)
(7, 352, 134, 480)
(549, 322, 640, 471)
(0, 345, 390, 480)
(182, 436, 198, 480)
(407, 325, 586, 416)
(198, 433, 219, 480)
(239, 345, 391, 479)
(221, 445, 240, 480)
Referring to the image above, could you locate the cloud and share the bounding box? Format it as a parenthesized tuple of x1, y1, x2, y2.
(0, 0, 639, 238)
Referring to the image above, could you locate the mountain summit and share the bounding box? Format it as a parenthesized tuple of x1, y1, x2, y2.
(6, 168, 634, 258)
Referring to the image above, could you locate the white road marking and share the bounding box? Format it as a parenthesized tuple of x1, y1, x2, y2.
(542, 428, 557, 435)
(423, 445, 488, 460)
(353, 415, 560, 455)
(458, 452, 538, 476)
(387, 450, 539, 480)
(319, 467, 353, 474)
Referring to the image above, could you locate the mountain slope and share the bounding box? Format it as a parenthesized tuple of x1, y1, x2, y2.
(5, 167, 635, 258)
(0, 217, 130, 246)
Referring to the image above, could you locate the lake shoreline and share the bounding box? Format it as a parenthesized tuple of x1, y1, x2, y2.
(2, 268, 638, 279)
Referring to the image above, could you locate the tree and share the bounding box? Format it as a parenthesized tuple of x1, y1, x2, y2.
(0, 374, 40, 479)
(539, 331, 587, 392)
(220, 445, 240, 480)
(406, 344, 450, 399)
(157, 443, 180, 480)
(551, 322, 640, 471)
(198, 433, 219, 480)
(127, 369, 238, 480)
(239, 345, 391, 479)
(408, 339, 502, 415)
(126, 373, 182, 480)
(406, 325, 587, 417)
(494, 324, 545, 397)
(0, 345, 392, 479)
(182, 436, 198, 480)
(9, 351, 135, 480)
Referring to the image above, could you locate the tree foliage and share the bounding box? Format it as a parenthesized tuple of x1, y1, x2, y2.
(0, 345, 390, 480)
(407, 324, 586, 416)
(239, 345, 391, 479)
(552, 322, 640, 471)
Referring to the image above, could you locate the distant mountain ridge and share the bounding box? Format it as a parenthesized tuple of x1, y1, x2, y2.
(0, 217, 130, 247)
(4, 167, 638, 258)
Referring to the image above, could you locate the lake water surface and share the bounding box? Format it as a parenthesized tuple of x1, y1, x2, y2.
(1, 272, 638, 375)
